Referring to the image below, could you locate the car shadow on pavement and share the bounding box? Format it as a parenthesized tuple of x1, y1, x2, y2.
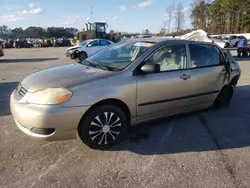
(233, 56, 250, 62)
(109, 85, 250, 155)
(0, 58, 59, 63)
(0, 82, 18, 116)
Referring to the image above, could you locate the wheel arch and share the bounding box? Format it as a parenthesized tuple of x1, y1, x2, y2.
(78, 98, 131, 130)
(79, 50, 88, 57)
(229, 76, 239, 87)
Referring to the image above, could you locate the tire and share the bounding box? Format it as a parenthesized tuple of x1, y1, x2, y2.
(79, 52, 87, 60)
(78, 105, 128, 149)
(238, 52, 241, 57)
(213, 85, 234, 108)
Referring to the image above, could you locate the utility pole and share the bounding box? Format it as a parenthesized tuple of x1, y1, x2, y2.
(91, 6, 93, 22)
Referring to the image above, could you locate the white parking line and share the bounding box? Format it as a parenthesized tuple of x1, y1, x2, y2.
(142, 120, 174, 173)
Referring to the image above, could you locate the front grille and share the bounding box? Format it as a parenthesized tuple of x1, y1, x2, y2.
(16, 83, 28, 99)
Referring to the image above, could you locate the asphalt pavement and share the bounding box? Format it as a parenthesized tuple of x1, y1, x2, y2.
(0, 48, 250, 188)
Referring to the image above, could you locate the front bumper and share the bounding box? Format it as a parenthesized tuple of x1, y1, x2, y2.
(65, 51, 72, 57)
(65, 50, 78, 59)
(10, 91, 90, 141)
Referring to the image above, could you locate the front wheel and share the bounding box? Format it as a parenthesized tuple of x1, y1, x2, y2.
(79, 52, 87, 60)
(78, 105, 128, 149)
(213, 85, 234, 108)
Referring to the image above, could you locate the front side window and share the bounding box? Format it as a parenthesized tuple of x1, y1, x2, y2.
(80, 41, 87, 46)
(86, 41, 155, 70)
(189, 44, 221, 68)
(89, 40, 99, 47)
(146, 44, 187, 72)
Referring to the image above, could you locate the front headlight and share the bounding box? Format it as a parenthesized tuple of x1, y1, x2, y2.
(26, 88, 72, 105)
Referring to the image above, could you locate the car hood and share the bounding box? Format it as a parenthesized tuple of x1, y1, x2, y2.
(67, 44, 81, 51)
(21, 63, 114, 92)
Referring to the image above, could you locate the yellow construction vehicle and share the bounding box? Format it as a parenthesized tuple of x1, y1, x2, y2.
(77, 22, 121, 42)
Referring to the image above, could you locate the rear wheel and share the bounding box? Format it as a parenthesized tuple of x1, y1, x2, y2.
(78, 105, 128, 149)
(213, 85, 234, 108)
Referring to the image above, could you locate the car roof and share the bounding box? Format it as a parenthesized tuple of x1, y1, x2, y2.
(123, 37, 199, 45)
(123, 37, 177, 43)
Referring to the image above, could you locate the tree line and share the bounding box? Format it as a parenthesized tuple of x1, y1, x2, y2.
(159, 1, 186, 36)
(0, 25, 79, 39)
(190, 0, 250, 34)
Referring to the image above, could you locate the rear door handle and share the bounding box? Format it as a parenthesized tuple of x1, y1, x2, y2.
(180, 74, 191, 80)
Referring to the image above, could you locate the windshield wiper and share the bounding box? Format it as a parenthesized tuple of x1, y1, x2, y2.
(79, 59, 93, 66)
(91, 59, 109, 70)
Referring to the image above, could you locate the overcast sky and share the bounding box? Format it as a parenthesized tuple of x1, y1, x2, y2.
(0, 0, 193, 33)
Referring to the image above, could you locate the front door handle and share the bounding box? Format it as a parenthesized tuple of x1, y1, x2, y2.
(220, 69, 227, 74)
(180, 74, 191, 80)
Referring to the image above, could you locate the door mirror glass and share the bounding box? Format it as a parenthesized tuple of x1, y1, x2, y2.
(141, 64, 160, 74)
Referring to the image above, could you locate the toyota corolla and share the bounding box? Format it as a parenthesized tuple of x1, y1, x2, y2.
(10, 38, 240, 149)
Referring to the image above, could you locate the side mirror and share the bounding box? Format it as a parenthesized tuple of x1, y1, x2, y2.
(141, 64, 160, 74)
(86, 44, 92, 47)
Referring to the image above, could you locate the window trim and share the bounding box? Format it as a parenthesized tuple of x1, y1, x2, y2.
(135, 42, 189, 75)
(187, 43, 225, 70)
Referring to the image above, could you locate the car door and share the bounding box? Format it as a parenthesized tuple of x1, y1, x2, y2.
(136, 43, 193, 120)
(86, 40, 102, 56)
(188, 43, 226, 108)
(229, 36, 237, 46)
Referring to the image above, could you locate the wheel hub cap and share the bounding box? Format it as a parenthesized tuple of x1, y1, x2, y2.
(102, 125, 110, 133)
(89, 112, 122, 145)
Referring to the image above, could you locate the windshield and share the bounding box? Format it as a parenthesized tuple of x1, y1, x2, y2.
(80, 41, 87, 46)
(86, 41, 155, 70)
(80, 40, 92, 46)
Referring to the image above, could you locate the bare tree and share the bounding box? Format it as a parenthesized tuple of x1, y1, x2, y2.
(166, 1, 175, 33)
(175, 1, 185, 33)
(163, 20, 168, 34)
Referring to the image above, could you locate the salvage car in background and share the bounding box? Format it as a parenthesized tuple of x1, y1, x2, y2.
(15, 40, 33, 48)
(66, 39, 113, 60)
(11, 38, 241, 149)
(55, 39, 71, 47)
(0, 40, 4, 57)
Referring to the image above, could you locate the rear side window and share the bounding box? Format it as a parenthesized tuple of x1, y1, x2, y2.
(100, 40, 111, 46)
(189, 44, 222, 68)
(239, 36, 246, 40)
